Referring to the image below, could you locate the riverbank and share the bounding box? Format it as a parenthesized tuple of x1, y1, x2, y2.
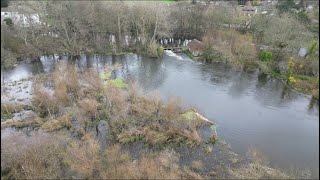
(1, 62, 294, 179)
(181, 47, 319, 101)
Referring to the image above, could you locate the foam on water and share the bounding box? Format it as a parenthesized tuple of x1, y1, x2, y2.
(164, 50, 184, 60)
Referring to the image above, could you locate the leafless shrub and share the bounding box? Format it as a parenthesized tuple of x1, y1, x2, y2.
(128, 81, 142, 101)
(52, 65, 69, 106)
(143, 127, 171, 145)
(32, 84, 58, 117)
(64, 134, 100, 178)
(1, 118, 43, 129)
(191, 160, 204, 172)
(104, 85, 128, 118)
(65, 64, 80, 97)
(81, 68, 103, 97)
(1, 132, 68, 179)
(78, 98, 100, 119)
(130, 95, 161, 121)
(41, 113, 72, 132)
(101, 145, 183, 179)
(161, 97, 182, 121)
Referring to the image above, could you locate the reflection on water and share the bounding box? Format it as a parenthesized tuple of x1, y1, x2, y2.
(1, 53, 319, 178)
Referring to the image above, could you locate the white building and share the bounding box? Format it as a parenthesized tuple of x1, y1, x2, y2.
(1, 11, 41, 27)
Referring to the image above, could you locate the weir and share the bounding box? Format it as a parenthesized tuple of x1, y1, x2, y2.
(163, 47, 183, 53)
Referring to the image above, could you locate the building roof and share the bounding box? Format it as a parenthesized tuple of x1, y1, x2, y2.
(187, 39, 204, 52)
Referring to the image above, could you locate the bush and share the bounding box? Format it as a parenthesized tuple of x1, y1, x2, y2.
(32, 84, 58, 117)
(287, 57, 295, 83)
(1, 133, 67, 179)
(78, 98, 100, 119)
(64, 134, 100, 178)
(260, 51, 272, 62)
(52, 65, 70, 106)
(81, 68, 103, 96)
(288, 76, 296, 85)
(41, 113, 72, 131)
(3, 18, 13, 27)
(147, 40, 159, 58)
(1, 48, 17, 69)
(157, 46, 164, 57)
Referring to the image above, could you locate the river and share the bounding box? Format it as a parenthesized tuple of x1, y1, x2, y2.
(1, 51, 319, 177)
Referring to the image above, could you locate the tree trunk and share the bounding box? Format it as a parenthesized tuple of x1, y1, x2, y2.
(62, 23, 71, 46)
(152, 14, 158, 42)
(117, 14, 122, 48)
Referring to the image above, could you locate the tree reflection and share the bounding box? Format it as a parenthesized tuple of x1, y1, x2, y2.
(228, 70, 255, 99)
(133, 55, 166, 91)
(30, 58, 45, 75)
(308, 96, 319, 112)
(256, 72, 268, 88)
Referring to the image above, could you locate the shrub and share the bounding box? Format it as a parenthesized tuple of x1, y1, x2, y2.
(144, 127, 171, 145)
(287, 57, 295, 84)
(202, 29, 257, 66)
(64, 134, 100, 178)
(130, 96, 161, 121)
(296, 75, 312, 81)
(157, 46, 164, 57)
(191, 160, 204, 172)
(128, 82, 141, 101)
(78, 98, 100, 119)
(32, 84, 58, 117)
(161, 97, 182, 121)
(147, 40, 159, 58)
(101, 146, 183, 179)
(104, 85, 128, 117)
(1, 133, 67, 179)
(117, 128, 143, 144)
(203, 145, 213, 154)
(260, 50, 273, 62)
(312, 89, 319, 100)
(1, 118, 43, 129)
(81, 68, 103, 96)
(3, 18, 13, 27)
(65, 65, 80, 96)
(1, 48, 17, 69)
(306, 41, 318, 58)
(288, 76, 296, 85)
(41, 113, 72, 132)
(52, 66, 69, 106)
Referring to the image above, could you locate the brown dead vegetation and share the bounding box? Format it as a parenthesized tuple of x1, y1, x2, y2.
(24, 62, 214, 149)
(41, 113, 72, 132)
(1, 118, 43, 129)
(1, 103, 24, 119)
(1, 133, 204, 179)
